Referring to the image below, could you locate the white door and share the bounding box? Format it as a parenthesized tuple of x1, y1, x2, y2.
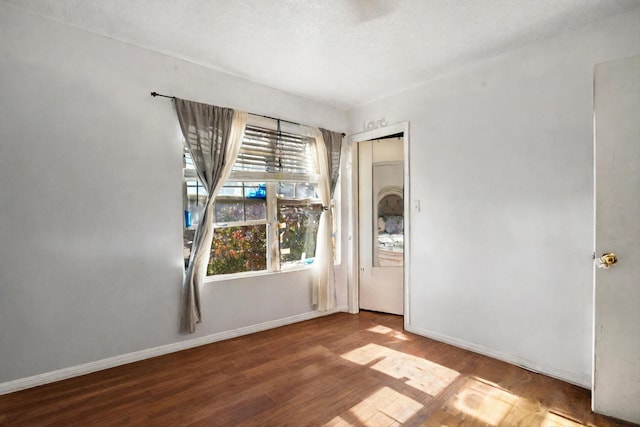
(593, 55, 640, 424)
(359, 138, 404, 315)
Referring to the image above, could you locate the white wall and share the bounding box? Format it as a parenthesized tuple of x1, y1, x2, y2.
(349, 8, 640, 387)
(0, 4, 348, 387)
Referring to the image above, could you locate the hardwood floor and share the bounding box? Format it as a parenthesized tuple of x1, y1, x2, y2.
(0, 311, 636, 426)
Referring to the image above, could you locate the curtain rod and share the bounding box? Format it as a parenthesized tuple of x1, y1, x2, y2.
(150, 91, 345, 136)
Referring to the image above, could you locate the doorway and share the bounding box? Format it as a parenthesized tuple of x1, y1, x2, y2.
(358, 137, 404, 314)
(348, 122, 410, 320)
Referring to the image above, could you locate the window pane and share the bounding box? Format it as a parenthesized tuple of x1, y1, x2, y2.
(183, 150, 208, 268)
(214, 182, 267, 223)
(245, 183, 266, 199)
(244, 183, 267, 220)
(295, 183, 317, 199)
(245, 199, 266, 221)
(277, 182, 295, 198)
(278, 203, 322, 266)
(208, 225, 267, 275)
(215, 199, 244, 223)
(217, 182, 243, 197)
(276, 182, 318, 199)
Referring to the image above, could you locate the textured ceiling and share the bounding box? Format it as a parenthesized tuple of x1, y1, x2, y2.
(3, 0, 639, 109)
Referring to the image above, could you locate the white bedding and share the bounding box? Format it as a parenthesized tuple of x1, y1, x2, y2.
(377, 233, 404, 266)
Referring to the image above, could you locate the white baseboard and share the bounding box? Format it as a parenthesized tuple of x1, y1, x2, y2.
(0, 307, 348, 396)
(404, 324, 591, 389)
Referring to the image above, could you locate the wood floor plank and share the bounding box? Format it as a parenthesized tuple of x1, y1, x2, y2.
(0, 311, 636, 427)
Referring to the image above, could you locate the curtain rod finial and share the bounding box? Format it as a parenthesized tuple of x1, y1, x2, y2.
(150, 91, 176, 101)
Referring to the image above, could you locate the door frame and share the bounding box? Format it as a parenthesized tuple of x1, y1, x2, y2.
(346, 121, 411, 326)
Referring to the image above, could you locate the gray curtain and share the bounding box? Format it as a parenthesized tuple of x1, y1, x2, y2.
(175, 98, 234, 333)
(320, 128, 343, 198)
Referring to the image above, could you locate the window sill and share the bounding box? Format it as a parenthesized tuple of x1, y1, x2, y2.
(203, 264, 314, 283)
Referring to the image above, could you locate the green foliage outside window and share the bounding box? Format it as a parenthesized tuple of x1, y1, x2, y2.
(206, 204, 321, 275)
(208, 225, 267, 275)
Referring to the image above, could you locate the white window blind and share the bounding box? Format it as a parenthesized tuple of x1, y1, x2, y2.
(233, 125, 317, 179)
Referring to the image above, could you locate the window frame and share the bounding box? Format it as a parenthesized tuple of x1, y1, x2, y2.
(205, 181, 323, 280)
(203, 115, 323, 280)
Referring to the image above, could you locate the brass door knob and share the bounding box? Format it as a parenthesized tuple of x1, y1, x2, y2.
(598, 253, 617, 269)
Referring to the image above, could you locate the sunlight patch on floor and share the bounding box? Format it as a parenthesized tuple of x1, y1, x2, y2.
(540, 411, 585, 427)
(447, 378, 520, 425)
(367, 325, 410, 341)
(368, 325, 394, 334)
(324, 386, 423, 427)
(341, 343, 459, 396)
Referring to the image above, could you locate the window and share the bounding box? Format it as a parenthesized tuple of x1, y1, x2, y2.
(183, 116, 323, 277)
(277, 182, 322, 266)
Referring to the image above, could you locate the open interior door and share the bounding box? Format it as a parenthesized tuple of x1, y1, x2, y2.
(358, 138, 404, 315)
(593, 55, 640, 424)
